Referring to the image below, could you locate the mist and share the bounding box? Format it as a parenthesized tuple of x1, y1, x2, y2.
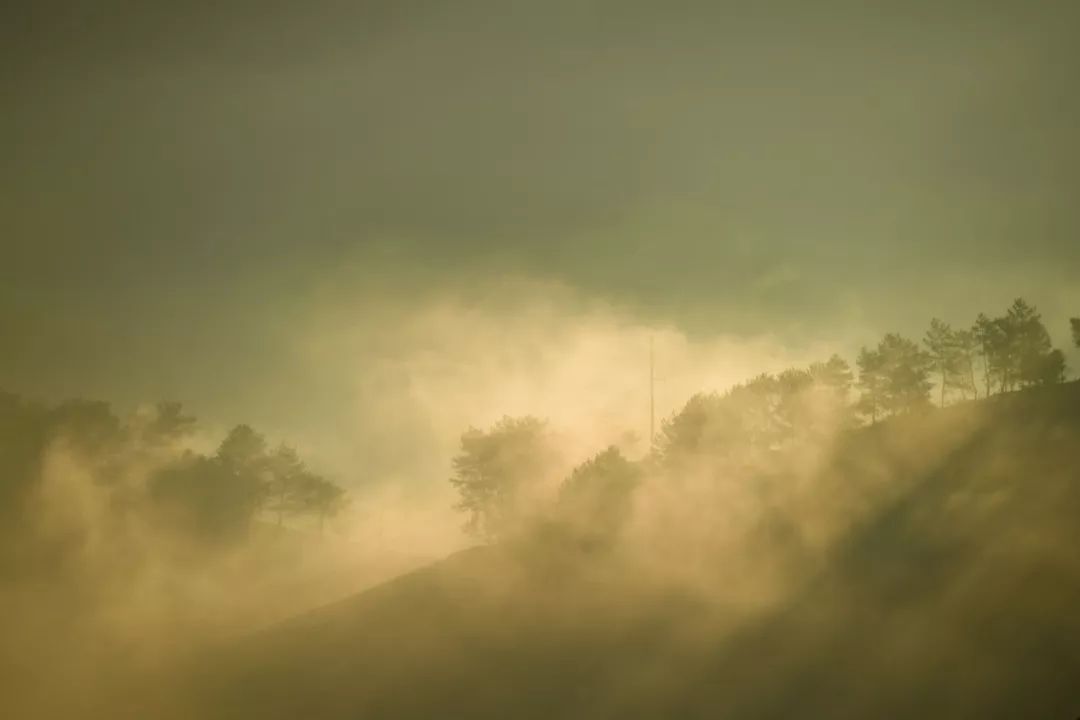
(4, 289, 1079, 717)
(5, 1, 1080, 717)
(0, 281, 842, 714)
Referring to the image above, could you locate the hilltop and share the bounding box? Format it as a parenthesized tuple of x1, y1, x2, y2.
(153, 382, 1080, 719)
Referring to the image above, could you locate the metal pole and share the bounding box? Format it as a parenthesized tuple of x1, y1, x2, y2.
(650, 335, 655, 451)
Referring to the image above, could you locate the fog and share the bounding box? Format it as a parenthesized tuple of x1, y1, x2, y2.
(4, 1, 1080, 716)
(4, 285, 1078, 717)
(290, 278, 845, 478)
(0, 284, 834, 713)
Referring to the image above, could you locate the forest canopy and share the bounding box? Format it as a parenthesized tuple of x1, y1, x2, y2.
(448, 299, 1073, 541)
(0, 394, 345, 584)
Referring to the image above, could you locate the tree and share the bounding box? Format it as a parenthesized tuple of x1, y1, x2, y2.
(775, 368, 814, 435)
(856, 346, 887, 424)
(730, 373, 786, 449)
(879, 333, 933, 415)
(297, 475, 348, 535)
(776, 361, 855, 437)
(1030, 348, 1066, 386)
(266, 444, 307, 527)
(990, 316, 1019, 392)
(923, 318, 955, 407)
(656, 392, 738, 469)
(449, 416, 557, 539)
(804, 354, 857, 430)
(948, 328, 980, 401)
(48, 398, 124, 456)
(266, 448, 346, 532)
(557, 447, 641, 549)
(1072, 318, 1080, 348)
(1006, 298, 1054, 389)
(858, 335, 932, 421)
(657, 359, 852, 472)
(151, 455, 260, 543)
(973, 313, 1001, 397)
(660, 373, 790, 466)
(151, 424, 346, 541)
(808, 354, 854, 400)
(217, 424, 268, 473)
(973, 299, 1058, 392)
(144, 401, 196, 444)
(151, 425, 270, 542)
(922, 320, 980, 406)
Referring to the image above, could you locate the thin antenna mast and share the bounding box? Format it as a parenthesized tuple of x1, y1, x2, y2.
(649, 335, 655, 452)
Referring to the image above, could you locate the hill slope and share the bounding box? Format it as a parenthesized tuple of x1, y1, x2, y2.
(174, 383, 1080, 719)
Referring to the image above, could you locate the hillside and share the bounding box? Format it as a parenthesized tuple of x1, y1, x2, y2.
(168, 382, 1080, 719)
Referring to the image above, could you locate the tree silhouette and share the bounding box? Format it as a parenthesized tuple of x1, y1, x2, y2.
(295, 474, 348, 535)
(880, 334, 933, 415)
(150, 423, 346, 542)
(217, 424, 268, 471)
(973, 313, 1000, 398)
(1006, 298, 1056, 389)
(262, 445, 344, 531)
(1070, 317, 1080, 348)
(557, 447, 642, 550)
(449, 416, 557, 539)
(314, 479, 348, 534)
(969, 300, 1061, 394)
(151, 426, 270, 543)
(144, 401, 197, 445)
(656, 392, 732, 467)
(808, 354, 854, 400)
(656, 358, 853, 474)
(1036, 349, 1066, 385)
(804, 354, 856, 430)
(266, 444, 307, 527)
(856, 346, 887, 424)
(48, 398, 124, 457)
(948, 328, 980, 401)
(923, 319, 955, 407)
(0, 387, 344, 586)
(858, 334, 932, 420)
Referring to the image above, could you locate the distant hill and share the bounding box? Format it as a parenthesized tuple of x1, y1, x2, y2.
(167, 382, 1080, 719)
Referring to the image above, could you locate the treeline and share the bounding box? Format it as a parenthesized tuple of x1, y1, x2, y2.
(0, 393, 345, 579)
(859, 298, 1067, 420)
(450, 299, 1077, 543)
(154, 423, 347, 539)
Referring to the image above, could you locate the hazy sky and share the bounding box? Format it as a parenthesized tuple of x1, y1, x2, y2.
(3, 1, 1079, 480)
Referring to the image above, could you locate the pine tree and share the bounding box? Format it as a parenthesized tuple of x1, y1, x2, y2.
(856, 347, 886, 424)
(879, 334, 934, 415)
(948, 328, 979, 401)
(923, 318, 955, 407)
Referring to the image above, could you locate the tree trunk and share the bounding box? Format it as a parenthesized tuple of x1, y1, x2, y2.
(940, 361, 946, 408)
